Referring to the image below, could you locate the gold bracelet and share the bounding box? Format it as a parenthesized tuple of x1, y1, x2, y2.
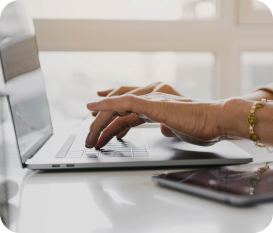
(250, 163, 270, 196)
(247, 99, 273, 153)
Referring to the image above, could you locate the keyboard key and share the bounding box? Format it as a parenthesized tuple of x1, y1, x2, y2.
(116, 146, 130, 149)
(131, 142, 145, 147)
(115, 144, 129, 147)
(116, 141, 130, 144)
(100, 149, 115, 153)
(117, 138, 129, 142)
(115, 152, 132, 157)
(115, 149, 131, 152)
(100, 152, 116, 157)
(84, 151, 100, 154)
(82, 154, 98, 158)
(85, 148, 99, 151)
(102, 147, 115, 150)
(63, 131, 147, 159)
(116, 148, 131, 151)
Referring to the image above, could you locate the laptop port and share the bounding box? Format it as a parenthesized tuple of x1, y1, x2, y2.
(67, 164, 75, 167)
(52, 165, 60, 167)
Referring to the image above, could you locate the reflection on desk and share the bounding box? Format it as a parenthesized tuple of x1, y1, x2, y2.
(15, 169, 273, 233)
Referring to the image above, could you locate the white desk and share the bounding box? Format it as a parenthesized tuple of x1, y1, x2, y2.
(5, 165, 273, 233)
(3, 122, 273, 233)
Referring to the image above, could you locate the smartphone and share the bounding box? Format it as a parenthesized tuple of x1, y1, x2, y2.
(152, 167, 273, 206)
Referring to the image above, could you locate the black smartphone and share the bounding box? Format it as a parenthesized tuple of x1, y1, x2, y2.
(152, 167, 273, 206)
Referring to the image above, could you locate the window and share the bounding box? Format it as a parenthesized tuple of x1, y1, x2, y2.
(241, 52, 273, 95)
(19, 0, 273, 119)
(22, 0, 219, 20)
(239, 0, 273, 24)
(39, 52, 214, 119)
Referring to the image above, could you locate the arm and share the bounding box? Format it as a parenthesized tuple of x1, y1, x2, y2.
(221, 84, 273, 147)
(221, 98, 273, 148)
(86, 83, 273, 148)
(86, 92, 273, 148)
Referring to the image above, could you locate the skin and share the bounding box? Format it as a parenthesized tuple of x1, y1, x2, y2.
(85, 82, 273, 149)
(91, 82, 182, 139)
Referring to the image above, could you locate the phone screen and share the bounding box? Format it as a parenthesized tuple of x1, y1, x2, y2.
(154, 167, 273, 197)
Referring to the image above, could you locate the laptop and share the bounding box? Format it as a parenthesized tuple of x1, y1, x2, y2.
(0, 2, 252, 170)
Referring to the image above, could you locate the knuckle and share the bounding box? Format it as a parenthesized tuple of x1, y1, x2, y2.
(120, 120, 130, 130)
(128, 95, 137, 108)
(160, 84, 173, 92)
(119, 86, 126, 91)
(105, 98, 114, 107)
(125, 94, 136, 103)
(161, 83, 170, 88)
(120, 94, 135, 110)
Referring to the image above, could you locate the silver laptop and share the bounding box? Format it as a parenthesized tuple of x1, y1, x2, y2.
(0, 2, 252, 170)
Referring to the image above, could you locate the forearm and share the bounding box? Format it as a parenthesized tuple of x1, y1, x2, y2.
(220, 98, 273, 147)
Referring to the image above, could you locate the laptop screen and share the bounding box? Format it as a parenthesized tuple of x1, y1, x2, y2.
(0, 2, 53, 163)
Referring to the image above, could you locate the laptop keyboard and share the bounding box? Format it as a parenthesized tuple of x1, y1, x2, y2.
(65, 132, 149, 158)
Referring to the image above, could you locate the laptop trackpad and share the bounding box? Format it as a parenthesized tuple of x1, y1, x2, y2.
(144, 129, 235, 151)
(142, 128, 243, 161)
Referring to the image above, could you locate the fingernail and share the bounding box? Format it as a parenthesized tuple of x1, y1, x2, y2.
(88, 102, 99, 107)
(85, 132, 93, 148)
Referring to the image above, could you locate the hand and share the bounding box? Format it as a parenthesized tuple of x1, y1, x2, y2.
(92, 82, 182, 116)
(92, 82, 182, 139)
(85, 92, 229, 149)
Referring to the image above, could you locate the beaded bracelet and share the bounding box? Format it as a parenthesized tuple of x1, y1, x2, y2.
(247, 99, 273, 153)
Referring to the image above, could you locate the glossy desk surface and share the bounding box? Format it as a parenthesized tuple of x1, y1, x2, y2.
(5, 165, 273, 233)
(3, 122, 273, 233)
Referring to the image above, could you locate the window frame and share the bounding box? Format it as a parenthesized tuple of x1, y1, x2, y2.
(28, 0, 273, 100)
(239, 0, 273, 25)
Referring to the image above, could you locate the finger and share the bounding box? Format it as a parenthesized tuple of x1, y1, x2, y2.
(127, 82, 163, 96)
(126, 82, 181, 97)
(160, 124, 177, 137)
(86, 95, 164, 147)
(92, 111, 98, 117)
(154, 83, 182, 96)
(117, 128, 130, 140)
(95, 114, 145, 148)
(86, 112, 118, 147)
(97, 89, 114, 97)
(107, 86, 138, 97)
(86, 111, 116, 148)
(87, 95, 155, 118)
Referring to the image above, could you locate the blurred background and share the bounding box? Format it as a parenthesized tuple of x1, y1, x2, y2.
(16, 0, 273, 120)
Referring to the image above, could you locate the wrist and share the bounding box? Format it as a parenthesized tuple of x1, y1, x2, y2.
(218, 98, 253, 139)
